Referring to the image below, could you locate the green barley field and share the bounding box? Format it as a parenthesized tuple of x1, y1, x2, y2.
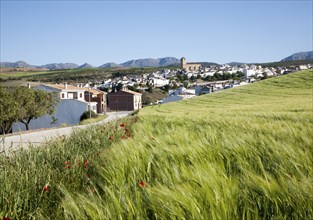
(1, 70, 312, 219)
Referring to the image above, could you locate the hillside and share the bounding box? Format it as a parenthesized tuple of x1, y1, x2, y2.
(0, 61, 34, 68)
(1, 70, 312, 219)
(281, 51, 313, 61)
(120, 57, 180, 67)
(64, 70, 313, 218)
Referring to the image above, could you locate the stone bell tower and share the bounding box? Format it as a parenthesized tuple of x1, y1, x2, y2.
(180, 57, 186, 69)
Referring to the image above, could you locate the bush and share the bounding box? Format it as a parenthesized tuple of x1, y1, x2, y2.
(80, 110, 98, 121)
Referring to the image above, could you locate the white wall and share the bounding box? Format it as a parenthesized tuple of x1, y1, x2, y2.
(13, 99, 89, 132)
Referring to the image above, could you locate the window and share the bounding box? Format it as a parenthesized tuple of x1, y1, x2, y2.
(61, 93, 65, 98)
(80, 93, 82, 98)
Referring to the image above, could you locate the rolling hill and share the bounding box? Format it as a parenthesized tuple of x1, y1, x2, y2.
(64, 70, 312, 219)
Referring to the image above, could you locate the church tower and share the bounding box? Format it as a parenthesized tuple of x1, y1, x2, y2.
(180, 57, 186, 69)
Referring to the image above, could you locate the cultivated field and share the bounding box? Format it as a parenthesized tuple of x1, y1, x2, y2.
(0, 66, 175, 83)
(1, 70, 312, 219)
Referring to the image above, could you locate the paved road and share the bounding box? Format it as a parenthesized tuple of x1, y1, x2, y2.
(0, 111, 131, 154)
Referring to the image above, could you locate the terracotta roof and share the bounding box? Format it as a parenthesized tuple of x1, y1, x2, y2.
(44, 84, 105, 94)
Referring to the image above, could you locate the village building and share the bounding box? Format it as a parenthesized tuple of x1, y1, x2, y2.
(180, 57, 202, 71)
(13, 83, 106, 132)
(36, 83, 106, 114)
(107, 89, 142, 111)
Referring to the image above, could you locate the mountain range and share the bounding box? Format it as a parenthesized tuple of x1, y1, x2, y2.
(1, 51, 312, 70)
(0, 57, 180, 70)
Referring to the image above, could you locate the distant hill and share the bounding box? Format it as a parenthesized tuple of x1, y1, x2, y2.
(281, 51, 313, 62)
(79, 63, 94, 69)
(195, 62, 221, 68)
(120, 57, 180, 67)
(226, 62, 245, 66)
(41, 63, 79, 70)
(0, 61, 34, 68)
(99, 62, 122, 68)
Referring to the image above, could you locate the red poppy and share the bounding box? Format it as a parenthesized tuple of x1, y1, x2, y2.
(64, 161, 69, 165)
(139, 180, 146, 188)
(3, 217, 11, 220)
(84, 160, 89, 169)
(109, 137, 114, 141)
(43, 185, 49, 191)
(101, 130, 105, 133)
(66, 165, 72, 169)
(120, 123, 125, 127)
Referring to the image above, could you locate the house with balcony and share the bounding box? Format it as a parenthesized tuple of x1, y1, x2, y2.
(36, 83, 106, 114)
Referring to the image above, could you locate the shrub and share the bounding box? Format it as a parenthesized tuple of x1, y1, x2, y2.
(80, 110, 97, 121)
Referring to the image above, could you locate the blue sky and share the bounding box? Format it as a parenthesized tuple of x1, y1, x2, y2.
(1, 0, 312, 66)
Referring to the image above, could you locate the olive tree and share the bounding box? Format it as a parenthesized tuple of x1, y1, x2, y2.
(0, 86, 19, 134)
(14, 87, 59, 130)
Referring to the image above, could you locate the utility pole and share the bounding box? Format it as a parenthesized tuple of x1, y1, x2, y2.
(88, 83, 91, 118)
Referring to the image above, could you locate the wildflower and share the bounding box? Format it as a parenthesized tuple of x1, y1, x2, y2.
(3, 217, 11, 220)
(120, 123, 125, 127)
(124, 128, 130, 135)
(139, 180, 147, 188)
(43, 185, 49, 191)
(64, 161, 69, 165)
(101, 130, 105, 133)
(66, 165, 72, 169)
(84, 160, 89, 169)
(109, 137, 114, 141)
(121, 135, 125, 139)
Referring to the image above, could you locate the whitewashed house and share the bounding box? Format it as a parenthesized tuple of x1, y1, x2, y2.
(152, 78, 169, 87)
(12, 83, 106, 132)
(243, 68, 256, 77)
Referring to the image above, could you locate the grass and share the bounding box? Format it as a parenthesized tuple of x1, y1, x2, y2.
(1, 70, 312, 219)
(0, 70, 53, 80)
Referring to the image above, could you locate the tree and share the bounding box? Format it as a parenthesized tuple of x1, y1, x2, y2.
(262, 72, 268, 80)
(190, 75, 196, 82)
(0, 86, 19, 134)
(14, 87, 59, 130)
(183, 80, 189, 88)
(162, 84, 170, 92)
(147, 85, 153, 93)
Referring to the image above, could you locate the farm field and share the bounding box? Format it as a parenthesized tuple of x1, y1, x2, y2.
(0, 70, 312, 219)
(0, 66, 175, 83)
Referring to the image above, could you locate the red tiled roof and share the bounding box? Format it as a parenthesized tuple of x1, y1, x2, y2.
(44, 84, 105, 94)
